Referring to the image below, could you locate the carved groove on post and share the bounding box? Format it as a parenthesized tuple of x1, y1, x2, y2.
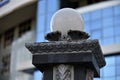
(53, 64, 74, 80)
(86, 69, 94, 80)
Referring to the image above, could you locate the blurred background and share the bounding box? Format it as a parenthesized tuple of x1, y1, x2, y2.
(0, 0, 120, 80)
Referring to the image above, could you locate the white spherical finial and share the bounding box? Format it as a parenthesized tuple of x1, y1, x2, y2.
(50, 8, 84, 36)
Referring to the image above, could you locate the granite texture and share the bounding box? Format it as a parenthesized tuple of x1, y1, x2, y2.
(25, 39, 106, 68)
(45, 30, 90, 41)
(25, 29, 106, 79)
(32, 52, 100, 77)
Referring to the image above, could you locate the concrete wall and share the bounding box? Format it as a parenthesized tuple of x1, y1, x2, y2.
(10, 30, 35, 80)
(0, 0, 36, 18)
(0, 0, 37, 79)
(0, 0, 37, 34)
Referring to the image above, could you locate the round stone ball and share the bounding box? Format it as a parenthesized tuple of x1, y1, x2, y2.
(50, 8, 84, 36)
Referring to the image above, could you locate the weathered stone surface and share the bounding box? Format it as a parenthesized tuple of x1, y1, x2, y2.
(25, 39, 106, 68)
(45, 30, 90, 41)
(54, 64, 73, 80)
(32, 52, 100, 77)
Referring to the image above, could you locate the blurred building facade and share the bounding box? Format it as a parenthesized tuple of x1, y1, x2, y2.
(0, 0, 120, 80)
(0, 0, 37, 80)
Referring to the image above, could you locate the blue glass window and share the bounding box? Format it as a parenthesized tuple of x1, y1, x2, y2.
(36, 32, 44, 42)
(103, 17, 113, 27)
(114, 15, 120, 25)
(82, 13, 90, 22)
(34, 71, 42, 80)
(104, 65, 115, 77)
(91, 30, 102, 39)
(94, 78, 101, 80)
(84, 22, 90, 33)
(46, 14, 53, 33)
(100, 68, 104, 77)
(91, 10, 101, 20)
(114, 5, 120, 15)
(105, 56, 115, 65)
(103, 27, 114, 37)
(115, 36, 120, 43)
(91, 20, 101, 30)
(103, 37, 114, 45)
(117, 76, 120, 80)
(115, 24, 120, 36)
(37, 0, 46, 14)
(116, 55, 120, 64)
(37, 15, 45, 32)
(48, 0, 59, 13)
(99, 38, 104, 45)
(104, 77, 115, 80)
(102, 7, 113, 17)
(116, 65, 120, 76)
(83, 4, 120, 46)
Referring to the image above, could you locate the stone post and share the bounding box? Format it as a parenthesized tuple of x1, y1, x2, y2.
(25, 8, 106, 80)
